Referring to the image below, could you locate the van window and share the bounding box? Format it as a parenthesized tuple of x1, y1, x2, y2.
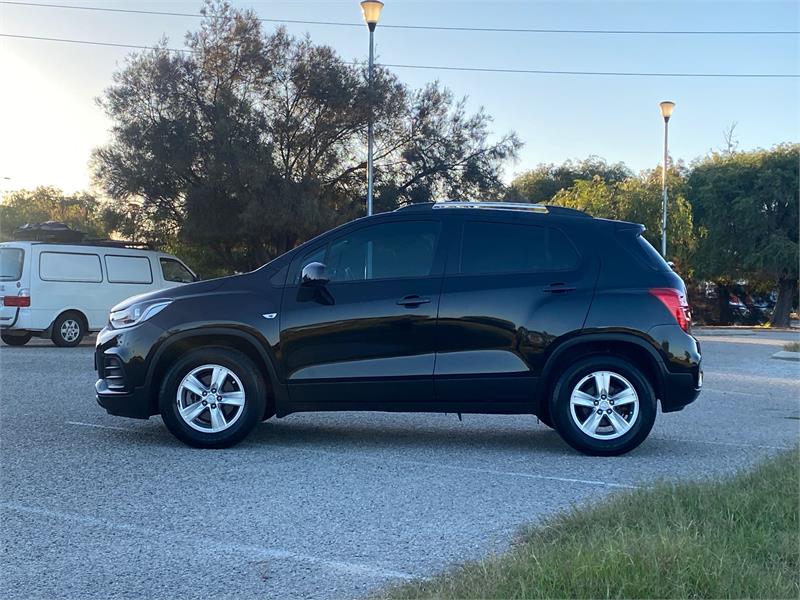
(39, 252, 102, 282)
(460, 222, 579, 274)
(160, 258, 195, 283)
(105, 255, 153, 284)
(0, 248, 24, 281)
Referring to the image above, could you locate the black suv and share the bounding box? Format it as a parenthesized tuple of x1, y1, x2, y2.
(95, 202, 701, 455)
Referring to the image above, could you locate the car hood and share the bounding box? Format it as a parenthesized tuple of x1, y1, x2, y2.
(109, 276, 231, 313)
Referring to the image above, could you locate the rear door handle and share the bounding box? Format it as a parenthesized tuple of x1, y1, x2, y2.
(543, 284, 576, 294)
(396, 295, 431, 307)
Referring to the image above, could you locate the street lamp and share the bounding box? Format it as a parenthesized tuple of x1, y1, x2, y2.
(659, 100, 675, 258)
(360, 0, 384, 216)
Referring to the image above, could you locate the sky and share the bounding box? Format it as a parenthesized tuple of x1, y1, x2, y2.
(0, 0, 798, 194)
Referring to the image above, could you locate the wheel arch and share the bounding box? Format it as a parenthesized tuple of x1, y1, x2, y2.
(145, 327, 283, 419)
(539, 333, 666, 420)
(50, 308, 89, 332)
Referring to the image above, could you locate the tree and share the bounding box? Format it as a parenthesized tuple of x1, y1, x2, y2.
(688, 144, 799, 327)
(0, 187, 110, 240)
(506, 156, 632, 204)
(550, 165, 696, 271)
(93, 1, 520, 273)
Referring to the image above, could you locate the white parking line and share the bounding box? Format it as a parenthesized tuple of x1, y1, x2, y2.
(299, 448, 638, 489)
(65, 421, 135, 432)
(1, 502, 416, 581)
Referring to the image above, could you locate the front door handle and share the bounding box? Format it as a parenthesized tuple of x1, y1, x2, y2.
(543, 283, 576, 294)
(396, 295, 431, 307)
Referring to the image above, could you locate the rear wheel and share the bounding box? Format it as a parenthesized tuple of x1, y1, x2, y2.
(51, 312, 85, 347)
(159, 347, 267, 449)
(550, 356, 656, 456)
(1, 330, 32, 346)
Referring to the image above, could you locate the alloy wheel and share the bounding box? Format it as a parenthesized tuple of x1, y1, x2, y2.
(176, 364, 246, 433)
(569, 370, 639, 440)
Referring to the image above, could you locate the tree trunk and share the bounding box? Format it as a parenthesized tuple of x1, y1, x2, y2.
(716, 283, 733, 325)
(770, 274, 798, 328)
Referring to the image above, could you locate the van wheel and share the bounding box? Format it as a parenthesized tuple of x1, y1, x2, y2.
(159, 347, 267, 449)
(51, 312, 85, 347)
(550, 356, 656, 456)
(1, 331, 32, 346)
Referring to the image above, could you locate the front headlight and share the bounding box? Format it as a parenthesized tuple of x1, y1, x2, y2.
(109, 299, 172, 329)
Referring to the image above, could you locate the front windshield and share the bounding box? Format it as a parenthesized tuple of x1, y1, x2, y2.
(0, 248, 24, 281)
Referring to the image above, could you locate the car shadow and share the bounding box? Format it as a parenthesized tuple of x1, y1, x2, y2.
(243, 417, 572, 455)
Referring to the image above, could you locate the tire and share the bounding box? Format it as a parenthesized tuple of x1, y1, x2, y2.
(51, 312, 85, 347)
(550, 356, 656, 456)
(1, 330, 32, 346)
(159, 347, 267, 449)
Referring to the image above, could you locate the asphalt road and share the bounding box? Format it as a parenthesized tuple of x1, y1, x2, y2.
(1, 329, 798, 600)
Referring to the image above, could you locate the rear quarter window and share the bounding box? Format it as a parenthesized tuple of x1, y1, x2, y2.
(39, 252, 103, 283)
(625, 234, 672, 271)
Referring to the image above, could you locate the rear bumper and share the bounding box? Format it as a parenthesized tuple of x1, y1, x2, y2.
(660, 368, 702, 412)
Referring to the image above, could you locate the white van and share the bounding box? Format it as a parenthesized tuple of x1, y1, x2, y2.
(0, 241, 197, 347)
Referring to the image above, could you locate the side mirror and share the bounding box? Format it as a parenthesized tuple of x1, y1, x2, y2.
(301, 262, 329, 287)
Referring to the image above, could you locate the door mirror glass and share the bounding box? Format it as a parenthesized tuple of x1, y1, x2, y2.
(301, 262, 329, 286)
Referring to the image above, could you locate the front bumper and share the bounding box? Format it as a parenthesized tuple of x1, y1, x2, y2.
(95, 379, 152, 419)
(95, 321, 164, 419)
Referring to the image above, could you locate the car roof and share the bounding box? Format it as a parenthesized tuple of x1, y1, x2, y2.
(394, 201, 592, 219)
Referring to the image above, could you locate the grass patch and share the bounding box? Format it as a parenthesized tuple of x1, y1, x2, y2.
(382, 449, 799, 600)
(784, 342, 800, 352)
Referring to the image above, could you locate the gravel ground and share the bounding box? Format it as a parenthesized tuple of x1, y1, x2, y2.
(1, 329, 798, 600)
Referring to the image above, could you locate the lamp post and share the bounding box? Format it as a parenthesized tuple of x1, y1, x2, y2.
(360, 1, 383, 216)
(659, 101, 675, 258)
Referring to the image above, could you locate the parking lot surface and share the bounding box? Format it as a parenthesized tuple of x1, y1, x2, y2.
(1, 328, 798, 599)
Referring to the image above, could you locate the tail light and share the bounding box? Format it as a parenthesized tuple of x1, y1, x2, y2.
(3, 289, 30, 307)
(650, 287, 691, 332)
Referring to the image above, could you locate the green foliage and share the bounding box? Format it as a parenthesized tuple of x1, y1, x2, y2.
(506, 156, 632, 204)
(688, 144, 799, 284)
(382, 449, 800, 600)
(689, 144, 799, 326)
(93, 0, 520, 273)
(550, 165, 696, 271)
(0, 187, 111, 240)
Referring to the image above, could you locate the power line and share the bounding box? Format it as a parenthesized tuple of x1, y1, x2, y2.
(4, 33, 798, 78)
(2, 1, 798, 35)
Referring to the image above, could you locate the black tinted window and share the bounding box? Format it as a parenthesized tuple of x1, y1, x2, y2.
(461, 222, 579, 274)
(327, 221, 438, 282)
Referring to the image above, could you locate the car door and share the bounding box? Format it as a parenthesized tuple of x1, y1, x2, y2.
(279, 218, 445, 408)
(435, 216, 598, 407)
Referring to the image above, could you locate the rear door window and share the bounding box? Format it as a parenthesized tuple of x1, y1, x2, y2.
(0, 248, 24, 281)
(460, 221, 579, 274)
(105, 255, 153, 284)
(39, 252, 102, 282)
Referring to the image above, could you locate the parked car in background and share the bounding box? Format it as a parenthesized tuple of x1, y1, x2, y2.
(94, 201, 702, 456)
(0, 240, 197, 346)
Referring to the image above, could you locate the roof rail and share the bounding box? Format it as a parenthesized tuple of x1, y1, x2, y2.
(431, 201, 548, 213)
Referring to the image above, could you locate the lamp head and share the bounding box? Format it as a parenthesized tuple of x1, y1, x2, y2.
(660, 101, 676, 121)
(360, 1, 384, 31)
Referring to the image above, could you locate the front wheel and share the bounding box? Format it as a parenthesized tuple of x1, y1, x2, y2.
(159, 347, 267, 449)
(1, 330, 32, 346)
(550, 356, 656, 456)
